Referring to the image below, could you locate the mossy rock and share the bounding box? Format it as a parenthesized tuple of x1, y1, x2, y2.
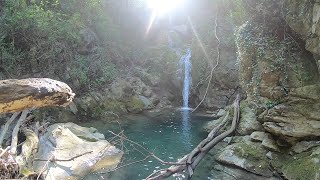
(281, 148, 320, 180)
(217, 138, 273, 177)
(125, 96, 145, 113)
(102, 99, 127, 114)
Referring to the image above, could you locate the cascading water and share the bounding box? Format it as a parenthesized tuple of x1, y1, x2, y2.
(168, 32, 192, 108)
(180, 48, 192, 109)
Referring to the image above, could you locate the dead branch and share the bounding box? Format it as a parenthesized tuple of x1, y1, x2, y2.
(36, 154, 54, 180)
(0, 146, 10, 157)
(10, 110, 29, 155)
(16, 128, 39, 168)
(34, 151, 93, 162)
(192, 10, 221, 113)
(0, 78, 75, 113)
(146, 94, 241, 180)
(0, 112, 20, 146)
(109, 131, 184, 166)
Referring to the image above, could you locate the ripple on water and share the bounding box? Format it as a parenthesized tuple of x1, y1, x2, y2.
(79, 110, 212, 180)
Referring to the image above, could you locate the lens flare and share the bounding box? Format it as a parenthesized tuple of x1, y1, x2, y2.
(146, 0, 183, 16)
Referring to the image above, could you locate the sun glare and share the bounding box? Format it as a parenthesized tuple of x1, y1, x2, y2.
(146, 0, 184, 16)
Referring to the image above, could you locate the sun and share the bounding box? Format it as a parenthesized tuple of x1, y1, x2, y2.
(146, 0, 184, 16)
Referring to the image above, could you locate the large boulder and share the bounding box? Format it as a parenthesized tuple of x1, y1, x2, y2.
(270, 146, 320, 180)
(34, 123, 123, 179)
(216, 138, 273, 178)
(261, 84, 320, 140)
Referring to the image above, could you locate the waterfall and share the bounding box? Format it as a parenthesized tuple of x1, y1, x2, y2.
(168, 27, 192, 109)
(180, 48, 192, 108)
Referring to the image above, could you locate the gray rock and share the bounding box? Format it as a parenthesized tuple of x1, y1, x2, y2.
(210, 164, 279, 180)
(217, 109, 226, 117)
(262, 137, 280, 152)
(250, 131, 270, 142)
(292, 141, 320, 153)
(250, 131, 280, 152)
(34, 123, 123, 179)
(238, 102, 263, 135)
(217, 140, 273, 177)
(277, 146, 320, 180)
(138, 95, 153, 109)
(266, 151, 273, 160)
(68, 102, 78, 114)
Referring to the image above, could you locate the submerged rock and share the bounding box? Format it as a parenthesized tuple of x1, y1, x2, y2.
(34, 123, 123, 179)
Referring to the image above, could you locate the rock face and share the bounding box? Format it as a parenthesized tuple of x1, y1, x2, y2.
(34, 123, 123, 179)
(190, 1, 240, 110)
(202, 1, 320, 179)
(235, 2, 320, 140)
(262, 86, 320, 139)
(201, 135, 320, 180)
(285, 0, 320, 71)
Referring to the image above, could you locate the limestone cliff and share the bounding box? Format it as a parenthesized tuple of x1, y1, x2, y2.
(203, 1, 320, 179)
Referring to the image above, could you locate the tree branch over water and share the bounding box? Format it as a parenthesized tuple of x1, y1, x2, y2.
(146, 94, 241, 180)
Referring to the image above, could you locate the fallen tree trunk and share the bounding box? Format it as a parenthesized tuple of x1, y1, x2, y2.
(146, 94, 241, 180)
(0, 78, 75, 114)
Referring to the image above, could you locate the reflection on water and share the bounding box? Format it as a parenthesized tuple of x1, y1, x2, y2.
(181, 109, 191, 149)
(79, 111, 211, 180)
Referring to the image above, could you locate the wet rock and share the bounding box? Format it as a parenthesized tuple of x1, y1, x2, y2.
(34, 123, 123, 179)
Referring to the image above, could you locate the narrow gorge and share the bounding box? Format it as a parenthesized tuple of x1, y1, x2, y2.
(0, 0, 320, 179)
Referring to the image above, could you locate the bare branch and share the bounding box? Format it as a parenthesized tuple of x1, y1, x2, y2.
(34, 151, 93, 162)
(0, 112, 21, 147)
(192, 10, 221, 113)
(146, 94, 241, 180)
(10, 110, 29, 155)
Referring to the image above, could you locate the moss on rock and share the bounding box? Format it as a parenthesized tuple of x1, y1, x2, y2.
(281, 148, 320, 180)
(125, 96, 145, 113)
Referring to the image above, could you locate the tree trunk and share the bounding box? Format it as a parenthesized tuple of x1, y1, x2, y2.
(0, 78, 75, 114)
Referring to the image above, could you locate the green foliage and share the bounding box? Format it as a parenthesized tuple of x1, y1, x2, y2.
(69, 55, 90, 88)
(141, 46, 178, 77)
(0, 0, 120, 92)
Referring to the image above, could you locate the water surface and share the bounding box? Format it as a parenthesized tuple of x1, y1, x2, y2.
(80, 109, 212, 180)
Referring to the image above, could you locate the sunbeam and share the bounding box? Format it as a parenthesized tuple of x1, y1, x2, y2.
(188, 17, 210, 61)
